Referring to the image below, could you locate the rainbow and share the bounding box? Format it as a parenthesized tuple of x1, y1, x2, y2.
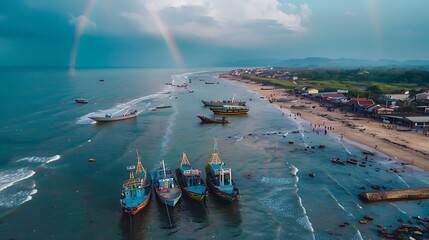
(69, 0, 184, 73)
(147, 8, 184, 68)
(367, 0, 383, 57)
(69, 0, 96, 74)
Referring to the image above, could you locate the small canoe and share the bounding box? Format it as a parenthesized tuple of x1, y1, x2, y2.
(197, 115, 228, 124)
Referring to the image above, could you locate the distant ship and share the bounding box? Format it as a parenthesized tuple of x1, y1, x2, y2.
(120, 150, 151, 215)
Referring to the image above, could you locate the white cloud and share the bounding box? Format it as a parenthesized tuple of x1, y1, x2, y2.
(121, 0, 312, 46)
(69, 14, 96, 30)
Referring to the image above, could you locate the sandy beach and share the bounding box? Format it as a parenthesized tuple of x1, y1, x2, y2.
(220, 73, 429, 172)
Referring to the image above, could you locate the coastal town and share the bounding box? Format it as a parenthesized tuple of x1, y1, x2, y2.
(221, 68, 429, 171)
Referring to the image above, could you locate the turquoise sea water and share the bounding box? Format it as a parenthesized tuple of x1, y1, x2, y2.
(0, 67, 428, 239)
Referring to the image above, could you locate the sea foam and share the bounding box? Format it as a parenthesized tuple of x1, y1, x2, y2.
(16, 155, 61, 164)
(0, 168, 36, 192)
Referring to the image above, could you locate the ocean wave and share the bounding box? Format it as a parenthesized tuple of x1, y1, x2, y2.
(395, 173, 410, 188)
(260, 176, 294, 185)
(0, 168, 36, 192)
(16, 155, 61, 164)
(260, 198, 294, 218)
(327, 190, 354, 217)
(291, 164, 315, 238)
(389, 202, 407, 214)
(0, 188, 38, 208)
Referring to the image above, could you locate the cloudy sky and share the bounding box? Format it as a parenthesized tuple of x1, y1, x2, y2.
(0, 0, 428, 68)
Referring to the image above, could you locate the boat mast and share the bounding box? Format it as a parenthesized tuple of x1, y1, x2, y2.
(209, 137, 222, 165)
(181, 152, 191, 167)
(232, 94, 235, 103)
(220, 164, 224, 186)
(135, 149, 146, 174)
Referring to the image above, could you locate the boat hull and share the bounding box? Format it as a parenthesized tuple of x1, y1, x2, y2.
(210, 109, 248, 115)
(202, 100, 246, 107)
(90, 114, 137, 122)
(206, 177, 239, 202)
(197, 115, 228, 124)
(121, 186, 152, 215)
(154, 188, 182, 207)
(121, 185, 152, 215)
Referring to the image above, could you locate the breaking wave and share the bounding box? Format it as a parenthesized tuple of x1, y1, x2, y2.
(0, 168, 35, 192)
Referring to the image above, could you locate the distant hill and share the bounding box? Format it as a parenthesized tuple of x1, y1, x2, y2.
(225, 57, 429, 68)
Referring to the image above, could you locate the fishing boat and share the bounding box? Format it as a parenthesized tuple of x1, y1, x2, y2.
(89, 109, 138, 122)
(201, 94, 246, 107)
(196, 115, 229, 124)
(175, 152, 208, 201)
(75, 98, 88, 104)
(331, 158, 346, 165)
(120, 151, 151, 215)
(155, 104, 172, 109)
(346, 159, 359, 165)
(363, 150, 375, 155)
(210, 105, 249, 115)
(205, 139, 240, 202)
(152, 160, 182, 207)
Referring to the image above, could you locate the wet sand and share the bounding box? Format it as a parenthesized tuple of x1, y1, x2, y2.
(220, 73, 429, 172)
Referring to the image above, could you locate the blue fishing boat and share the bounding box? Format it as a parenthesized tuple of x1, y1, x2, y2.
(176, 152, 208, 201)
(120, 150, 151, 215)
(205, 139, 240, 202)
(152, 160, 182, 207)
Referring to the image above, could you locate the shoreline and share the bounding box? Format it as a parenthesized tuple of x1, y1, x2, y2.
(219, 73, 429, 172)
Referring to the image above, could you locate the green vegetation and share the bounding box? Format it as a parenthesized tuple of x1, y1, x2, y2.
(241, 68, 429, 95)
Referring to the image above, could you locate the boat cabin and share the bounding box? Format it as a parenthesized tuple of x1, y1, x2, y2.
(210, 164, 232, 186)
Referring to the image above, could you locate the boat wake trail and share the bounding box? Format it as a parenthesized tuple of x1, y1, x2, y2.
(158, 105, 177, 161)
(76, 91, 168, 124)
(16, 155, 61, 164)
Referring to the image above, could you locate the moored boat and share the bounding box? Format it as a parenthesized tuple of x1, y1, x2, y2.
(197, 115, 229, 124)
(331, 158, 346, 165)
(205, 139, 240, 202)
(120, 150, 151, 215)
(201, 94, 246, 107)
(152, 160, 182, 207)
(155, 104, 172, 109)
(363, 150, 375, 155)
(175, 152, 208, 201)
(75, 98, 88, 104)
(89, 110, 138, 122)
(210, 105, 249, 115)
